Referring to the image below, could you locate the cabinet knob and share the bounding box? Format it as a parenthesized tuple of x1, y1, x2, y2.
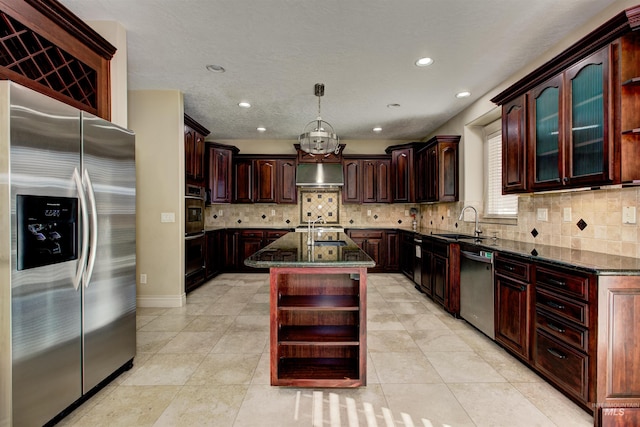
(563, 177, 569, 183)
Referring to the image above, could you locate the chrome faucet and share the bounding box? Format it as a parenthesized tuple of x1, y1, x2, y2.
(307, 216, 326, 245)
(458, 206, 482, 238)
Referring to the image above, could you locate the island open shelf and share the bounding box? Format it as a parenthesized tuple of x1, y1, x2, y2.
(269, 267, 368, 387)
(245, 231, 375, 387)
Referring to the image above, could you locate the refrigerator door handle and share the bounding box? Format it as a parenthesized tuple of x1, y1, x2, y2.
(83, 168, 99, 287)
(73, 168, 89, 290)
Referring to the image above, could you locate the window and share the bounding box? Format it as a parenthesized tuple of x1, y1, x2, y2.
(485, 129, 518, 217)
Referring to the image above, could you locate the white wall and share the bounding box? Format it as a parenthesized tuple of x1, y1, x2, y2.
(129, 90, 186, 307)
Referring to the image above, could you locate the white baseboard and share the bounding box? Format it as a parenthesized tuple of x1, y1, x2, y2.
(137, 293, 186, 308)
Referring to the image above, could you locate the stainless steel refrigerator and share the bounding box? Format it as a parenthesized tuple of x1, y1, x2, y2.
(0, 81, 136, 427)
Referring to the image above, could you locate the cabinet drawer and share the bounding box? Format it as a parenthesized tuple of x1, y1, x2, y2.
(535, 309, 588, 352)
(349, 230, 384, 239)
(265, 230, 288, 239)
(536, 266, 590, 301)
(534, 330, 589, 401)
(536, 289, 588, 326)
(240, 230, 264, 238)
(495, 255, 530, 281)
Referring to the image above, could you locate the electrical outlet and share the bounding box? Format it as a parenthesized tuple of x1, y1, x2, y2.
(623, 206, 637, 224)
(271, 209, 276, 216)
(563, 207, 572, 222)
(405, 210, 409, 216)
(218, 210, 223, 217)
(367, 209, 371, 216)
(160, 212, 175, 223)
(537, 208, 548, 221)
(447, 209, 451, 218)
(140, 273, 147, 284)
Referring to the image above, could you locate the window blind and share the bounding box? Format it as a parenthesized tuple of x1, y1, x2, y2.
(485, 132, 518, 216)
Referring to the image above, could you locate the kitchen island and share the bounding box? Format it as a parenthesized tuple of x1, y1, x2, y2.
(245, 231, 375, 387)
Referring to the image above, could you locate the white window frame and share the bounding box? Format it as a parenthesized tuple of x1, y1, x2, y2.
(483, 122, 518, 218)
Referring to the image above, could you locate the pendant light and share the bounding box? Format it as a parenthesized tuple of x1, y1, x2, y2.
(298, 83, 340, 155)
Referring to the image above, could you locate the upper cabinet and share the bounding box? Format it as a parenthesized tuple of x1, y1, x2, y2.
(529, 49, 611, 191)
(416, 135, 460, 203)
(233, 155, 297, 204)
(206, 142, 238, 204)
(184, 114, 210, 185)
(342, 156, 392, 204)
(389, 146, 415, 203)
(492, 6, 640, 194)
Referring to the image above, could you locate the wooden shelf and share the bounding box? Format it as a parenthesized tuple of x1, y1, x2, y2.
(279, 295, 359, 310)
(279, 325, 359, 343)
(278, 358, 359, 380)
(622, 77, 640, 86)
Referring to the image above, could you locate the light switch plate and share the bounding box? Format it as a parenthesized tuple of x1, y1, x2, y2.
(623, 206, 637, 224)
(160, 212, 175, 223)
(563, 207, 572, 222)
(537, 208, 548, 221)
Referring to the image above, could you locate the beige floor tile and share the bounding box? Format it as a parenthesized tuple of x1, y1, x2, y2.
(513, 382, 594, 426)
(425, 351, 507, 383)
(396, 313, 450, 330)
(250, 352, 271, 385)
(386, 301, 432, 314)
(476, 348, 543, 383)
(456, 327, 501, 352)
(206, 302, 249, 316)
(157, 331, 223, 354)
(367, 312, 404, 330)
(367, 330, 422, 352)
(137, 315, 158, 330)
(211, 330, 268, 354)
(153, 385, 248, 427)
(137, 331, 179, 354)
(138, 314, 196, 332)
(68, 385, 180, 427)
(232, 385, 303, 427)
(187, 353, 260, 385)
(122, 353, 205, 386)
(182, 314, 234, 332)
(370, 352, 443, 384)
(411, 329, 475, 352)
(382, 383, 476, 426)
(448, 382, 556, 426)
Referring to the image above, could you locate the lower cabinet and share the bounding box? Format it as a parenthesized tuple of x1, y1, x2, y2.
(494, 254, 532, 361)
(419, 237, 459, 315)
(399, 230, 414, 278)
(225, 228, 291, 272)
(346, 229, 398, 273)
(205, 229, 224, 280)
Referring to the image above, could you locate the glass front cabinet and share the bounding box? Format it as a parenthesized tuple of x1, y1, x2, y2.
(528, 48, 611, 191)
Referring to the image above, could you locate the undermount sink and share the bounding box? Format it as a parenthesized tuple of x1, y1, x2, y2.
(312, 240, 347, 247)
(432, 233, 485, 241)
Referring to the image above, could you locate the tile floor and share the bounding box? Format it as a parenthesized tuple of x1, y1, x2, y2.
(58, 273, 594, 427)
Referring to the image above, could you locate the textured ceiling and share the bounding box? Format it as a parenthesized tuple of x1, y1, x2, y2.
(59, 0, 618, 141)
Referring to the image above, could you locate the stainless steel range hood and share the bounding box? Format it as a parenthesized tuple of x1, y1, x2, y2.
(295, 163, 344, 187)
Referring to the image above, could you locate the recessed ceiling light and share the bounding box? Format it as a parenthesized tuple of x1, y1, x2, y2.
(415, 57, 434, 67)
(372, 127, 382, 133)
(387, 103, 401, 108)
(257, 127, 266, 132)
(238, 102, 251, 108)
(206, 64, 225, 73)
(456, 91, 471, 98)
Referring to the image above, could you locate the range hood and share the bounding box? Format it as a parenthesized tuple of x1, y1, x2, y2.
(295, 163, 344, 187)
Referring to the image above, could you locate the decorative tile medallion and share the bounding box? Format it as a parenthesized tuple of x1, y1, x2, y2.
(300, 190, 340, 224)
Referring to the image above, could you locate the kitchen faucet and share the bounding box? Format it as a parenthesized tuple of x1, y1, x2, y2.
(307, 216, 326, 245)
(458, 206, 482, 238)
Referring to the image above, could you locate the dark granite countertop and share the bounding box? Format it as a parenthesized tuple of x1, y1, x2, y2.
(413, 229, 640, 276)
(244, 231, 375, 268)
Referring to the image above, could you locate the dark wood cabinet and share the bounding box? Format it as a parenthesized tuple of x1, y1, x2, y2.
(493, 12, 640, 193)
(502, 95, 528, 193)
(342, 156, 391, 204)
(346, 229, 399, 273)
(233, 159, 253, 203)
(388, 146, 415, 203)
(384, 230, 399, 271)
(431, 252, 447, 307)
(495, 254, 532, 361)
(227, 228, 291, 272)
(416, 135, 460, 203)
(184, 114, 209, 185)
(254, 159, 277, 203)
(342, 159, 362, 203)
(399, 230, 414, 278)
(205, 229, 224, 279)
(233, 156, 297, 204)
(276, 159, 297, 204)
(532, 263, 596, 409)
(206, 143, 237, 204)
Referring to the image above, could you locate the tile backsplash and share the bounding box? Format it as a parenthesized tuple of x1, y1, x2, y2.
(205, 186, 640, 258)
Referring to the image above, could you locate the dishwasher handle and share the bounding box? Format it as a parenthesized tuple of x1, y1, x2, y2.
(461, 250, 493, 264)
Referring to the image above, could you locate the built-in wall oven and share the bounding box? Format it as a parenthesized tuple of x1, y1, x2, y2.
(185, 185, 205, 292)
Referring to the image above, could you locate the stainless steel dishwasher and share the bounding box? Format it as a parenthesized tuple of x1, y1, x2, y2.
(459, 246, 495, 339)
